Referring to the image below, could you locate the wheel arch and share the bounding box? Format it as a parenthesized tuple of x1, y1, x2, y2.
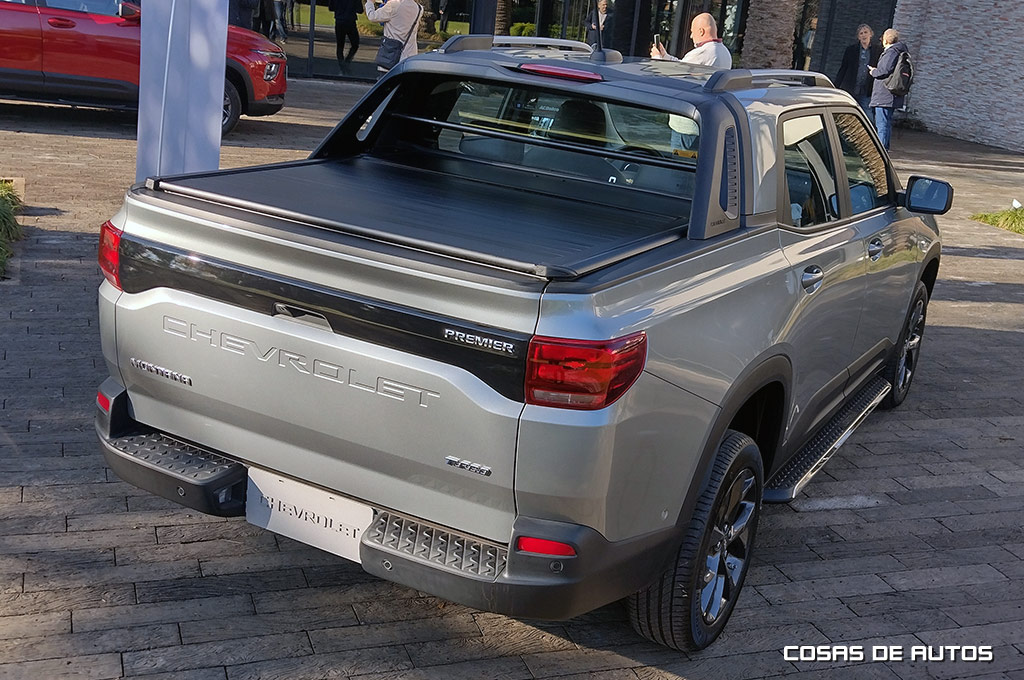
(674, 352, 792, 529)
(920, 255, 940, 298)
(225, 60, 253, 115)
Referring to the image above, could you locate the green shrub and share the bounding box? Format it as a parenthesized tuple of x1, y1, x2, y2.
(510, 22, 536, 36)
(0, 181, 23, 249)
(971, 207, 1024, 236)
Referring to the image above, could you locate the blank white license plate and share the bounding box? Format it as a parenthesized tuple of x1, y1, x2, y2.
(245, 467, 373, 564)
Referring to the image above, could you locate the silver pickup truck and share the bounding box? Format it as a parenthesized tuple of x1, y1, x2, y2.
(95, 36, 953, 650)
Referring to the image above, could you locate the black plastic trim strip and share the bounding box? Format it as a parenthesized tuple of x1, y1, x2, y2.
(118, 235, 530, 401)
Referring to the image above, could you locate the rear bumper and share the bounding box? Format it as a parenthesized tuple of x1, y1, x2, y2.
(96, 378, 682, 620)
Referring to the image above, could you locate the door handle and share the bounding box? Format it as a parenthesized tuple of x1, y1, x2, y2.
(867, 239, 884, 261)
(47, 17, 76, 28)
(801, 266, 824, 294)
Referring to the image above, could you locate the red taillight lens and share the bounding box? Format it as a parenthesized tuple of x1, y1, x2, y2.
(96, 392, 111, 413)
(525, 332, 647, 410)
(516, 536, 577, 556)
(98, 220, 123, 290)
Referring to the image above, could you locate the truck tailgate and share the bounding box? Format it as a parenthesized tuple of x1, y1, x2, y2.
(110, 186, 549, 543)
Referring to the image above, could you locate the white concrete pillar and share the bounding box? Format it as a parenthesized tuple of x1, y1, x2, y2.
(136, 0, 229, 183)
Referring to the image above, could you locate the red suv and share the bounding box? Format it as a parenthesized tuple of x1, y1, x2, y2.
(0, 0, 287, 134)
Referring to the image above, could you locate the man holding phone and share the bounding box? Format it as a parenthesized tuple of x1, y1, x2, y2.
(650, 12, 731, 68)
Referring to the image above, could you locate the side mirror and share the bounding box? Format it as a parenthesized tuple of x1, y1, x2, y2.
(903, 175, 953, 215)
(118, 2, 140, 20)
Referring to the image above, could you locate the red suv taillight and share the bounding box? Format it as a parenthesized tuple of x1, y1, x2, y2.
(98, 220, 122, 290)
(525, 332, 647, 410)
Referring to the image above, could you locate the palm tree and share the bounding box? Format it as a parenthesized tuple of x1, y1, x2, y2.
(495, 0, 511, 35)
(741, 0, 803, 68)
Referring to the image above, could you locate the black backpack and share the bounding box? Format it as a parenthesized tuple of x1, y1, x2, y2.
(884, 50, 914, 96)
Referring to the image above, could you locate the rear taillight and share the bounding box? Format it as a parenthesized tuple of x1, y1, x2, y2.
(96, 391, 111, 413)
(516, 536, 577, 556)
(525, 332, 647, 410)
(98, 220, 122, 290)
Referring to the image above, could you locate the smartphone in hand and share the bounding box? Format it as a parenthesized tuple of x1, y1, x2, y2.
(654, 34, 662, 48)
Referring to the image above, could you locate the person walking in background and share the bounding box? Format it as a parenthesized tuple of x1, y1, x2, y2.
(366, 0, 422, 74)
(585, 0, 614, 49)
(330, 0, 360, 74)
(869, 28, 909, 150)
(437, 0, 449, 33)
(650, 12, 731, 68)
(836, 24, 882, 114)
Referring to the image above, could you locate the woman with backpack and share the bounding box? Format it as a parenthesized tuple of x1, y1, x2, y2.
(868, 28, 912, 151)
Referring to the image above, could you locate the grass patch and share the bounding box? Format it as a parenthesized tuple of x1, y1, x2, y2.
(0, 180, 24, 276)
(971, 207, 1024, 236)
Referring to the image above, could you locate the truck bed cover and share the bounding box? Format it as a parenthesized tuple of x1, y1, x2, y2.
(147, 156, 688, 280)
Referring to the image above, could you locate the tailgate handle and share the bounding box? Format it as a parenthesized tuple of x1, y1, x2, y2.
(273, 303, 332, 330)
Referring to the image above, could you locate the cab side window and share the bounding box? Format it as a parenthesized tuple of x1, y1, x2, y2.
(833, 112, 892, 214)
(43, 0, 120, 15)
(783, 114, 840, 228)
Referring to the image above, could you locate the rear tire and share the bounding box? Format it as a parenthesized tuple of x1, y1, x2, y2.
(222, 79, 242, 136)
(880, 280, 929, 409)
(628, 430, 763, 650)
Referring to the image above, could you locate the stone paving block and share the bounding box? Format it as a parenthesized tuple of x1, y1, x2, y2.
(122, 632, 313, 676)
(881, 564, 1008, 592)
(633, 650, 795, 680)
(757, 574, 894, 605)
(0, 610, 70, 640)
(74, 594, 255, 632)
(135, 569, 308, 604)
(119, 670, 227, 680)
(0, 516, 65, 535)
(0, 527, 154, 555)
(891, 609, 961, 635)
(405, 620, 575, 667)
(0, 497, 123, 522)
(522, 645, 681, 677)
(199, 547, 342, 577)
(799, 479, 908, 498)
(68, 508, 221, 532)
(843, 586, 979, 616)
(182, 605, 361, 645)
(307, 613, 479, 654)
(301, 562, 379, 588)
(155, 519, 269, 545)
(0, 488, 20, 504)
(829, 518, 950, 542)
(0, 622, 178, 664)
(20, 481, 135, 502)
(727, 598, 855, 633)
(778, 554, 903, 581)
(813, 614, 911, 643)
(353, 595, 476, 625)
(116, 535, 279, 565)
(357, 656, 533, 680)
(0, 584, 135, 616)
(885, 485, 999, 507)
(0, 652, 123, 680)
(223, 645, 409, 680)
(25, 559, 201, 592)
(895, 546, 1019, 570)
(254, 581, 415, 615)
(925, 526, 1024, 551)
(777, 665, 903, 679)
(854, 500, 968, 522)
(0, 547, 115, 574)
(0, 575, 21, 595)
(940, 510, 1024, 533)
(791, 494, 893, 512)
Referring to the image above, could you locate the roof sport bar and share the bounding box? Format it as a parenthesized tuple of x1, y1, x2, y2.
(704, 69, 834, 93)
(439, 35, 593, 54)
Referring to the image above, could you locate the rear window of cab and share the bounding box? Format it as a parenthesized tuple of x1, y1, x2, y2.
(373, 77, 701, 198)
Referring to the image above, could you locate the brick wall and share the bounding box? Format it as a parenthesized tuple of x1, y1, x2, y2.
(893, 0, 1024, 152)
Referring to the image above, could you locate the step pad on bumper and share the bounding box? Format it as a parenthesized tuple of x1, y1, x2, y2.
(100, 428, 247, 516)
(764, 376, 891, 503)
(365, 511, 508, 580)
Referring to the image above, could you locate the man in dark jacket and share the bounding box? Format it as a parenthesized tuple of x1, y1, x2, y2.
(329, 0, 360, 73)
(229, 0, 260, 30)
(835, 24, 882, 113)
(585, 0, 614, 49)
(869, 28, 909, 151)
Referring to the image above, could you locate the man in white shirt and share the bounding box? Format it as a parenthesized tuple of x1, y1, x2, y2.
(650, 12, 731, 68)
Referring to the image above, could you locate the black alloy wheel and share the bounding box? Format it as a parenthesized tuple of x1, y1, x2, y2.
(881, 280, 929, 409)
(222, 79, 242, 136)
(628, 430, 763, 650)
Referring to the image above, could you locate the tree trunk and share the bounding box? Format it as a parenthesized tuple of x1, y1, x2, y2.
(495, 0, 511, 35)
(741, 0, 803, 68)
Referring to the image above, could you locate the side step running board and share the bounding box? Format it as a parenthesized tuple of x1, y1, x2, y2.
(763, 376, 891, 503)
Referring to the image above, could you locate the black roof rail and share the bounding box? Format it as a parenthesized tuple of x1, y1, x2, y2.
(704, 69, 834, 93)
(438, 35, 593, 54)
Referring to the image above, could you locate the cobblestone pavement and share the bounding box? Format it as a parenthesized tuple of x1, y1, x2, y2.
(1, 81, 1024, 680)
